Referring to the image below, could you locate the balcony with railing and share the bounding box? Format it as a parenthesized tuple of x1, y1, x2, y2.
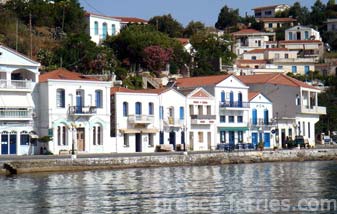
(191, 114, 216, 125)
(128, 114, 154, 124)
(0, 80, 32, 90)
(249, 119, 274, 128)
(0, 109, 33, 120)
(219, 101, 250, 109)
(163, 117, 184, 127)
(69, 106, 97, 116)
(296, 105, 326, 115)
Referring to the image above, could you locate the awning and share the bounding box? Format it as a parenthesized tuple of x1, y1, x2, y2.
(218, 127, 249, 131)
(119, 128, 159, 134)
(0, 94, 33, 108)
(140, 128, 158, 134)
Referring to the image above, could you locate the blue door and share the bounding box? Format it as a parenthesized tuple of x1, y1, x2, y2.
(252, 109, 257, 125)
(230, 92, 234, 107)
(264, 133, 271, 148)
(76, 90, 83, 113)
(264, 109, 269, 125)
(9, 134, 17, 155)
(135, 102, 142, 115)
(1, 134, 8, 154)
(169, 131, 176, 149)
(229, 131, 235, 145)
(252, 133, 258, 147)
(135, 133, 142, 152)
(159, 131, 164, 145)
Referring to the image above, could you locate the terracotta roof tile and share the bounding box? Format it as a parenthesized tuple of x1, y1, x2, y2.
(176, 38, 190, 46)
(248, 91, 260, 101)
(175, 74, 231, 88)
(111, 87, 168, 95)
(237, 73, 318, 90)
(253, 4, 285, 10)
(85, 12, 147, 23)
(237, 59, 267, 64)
(258, 17, 297, 22)
(246, 48, 289, 54)
(39, 68, 99, 83)
(232, 29, 261, 35)
(246, 49, 266, 54)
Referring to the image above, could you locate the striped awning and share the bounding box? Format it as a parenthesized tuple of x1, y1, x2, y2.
(218, 127, 249, 131)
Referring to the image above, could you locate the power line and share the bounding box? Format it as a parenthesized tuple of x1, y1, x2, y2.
(82, 0, 105, 15)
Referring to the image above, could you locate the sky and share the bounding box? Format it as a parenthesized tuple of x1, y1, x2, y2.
(79, 0, 329, 27)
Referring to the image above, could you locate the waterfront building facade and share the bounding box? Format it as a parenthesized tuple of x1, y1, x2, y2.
(36, 69, 112, 155)
(0, 45, 40, 155)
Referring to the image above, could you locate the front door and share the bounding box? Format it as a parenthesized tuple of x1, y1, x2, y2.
(169, 131, 176, 149)
(77, 128, 85, 151)
(1, 133, 8, 154)
(252, 133, 258, 147)
(229, 131, 235, 145)
(9, 133, 17, 155)
(136, 133, 142, 152)
(264, 133, 271, 148)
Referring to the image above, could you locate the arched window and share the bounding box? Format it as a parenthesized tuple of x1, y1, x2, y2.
(238, 92, 242, 107)
(93, 124, 103, 145)
(20, 131, 29, 146)
(56, 89, 65, 108)
(57, 124, 67, 146)
(95, 90, 103, 108)
(123, 102, 128, 116)
(102, 22, 108, 39)
(252, 109, 257, 125)
(135, 102, 142, 115)
(148, 102, 154, 115)
(111, 24, 116, 35)
(94, 21, 99, 35)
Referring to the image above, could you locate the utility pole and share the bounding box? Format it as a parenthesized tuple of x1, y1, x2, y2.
(29, 12, 33, 58)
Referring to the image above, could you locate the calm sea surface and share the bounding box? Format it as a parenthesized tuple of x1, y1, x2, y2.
(1, 161, 337, 213)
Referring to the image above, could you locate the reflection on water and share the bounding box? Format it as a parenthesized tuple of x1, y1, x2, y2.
(1, 161, 337, 213)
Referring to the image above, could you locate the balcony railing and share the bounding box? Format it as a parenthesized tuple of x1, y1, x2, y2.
(164, 117, 184, 127)
(0, 109, 32, 119)
(128, 114, 154, 124)
(190, 115, 216, 120)
(0, 80, 32, 89)
(69, 106, 97, 115)
(219, 101, 250, 108)
(249, 119, 274, 127)
(296, 105, 326, 115)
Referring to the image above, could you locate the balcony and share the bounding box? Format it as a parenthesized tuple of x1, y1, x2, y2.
(219, 101, 250, 109)
(191, 114, 216, 125)
(249, 119, 274, 128)
(0, 109, 33, 120)
(128, 115, 154, 124)
(296, 105, 326, 115)
(164, 117, 184, 127)
(0, 80, 32, 90)
(69, 106, 97, 116)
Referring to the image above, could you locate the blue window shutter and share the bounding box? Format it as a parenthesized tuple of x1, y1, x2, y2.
(230, 91, 234, 107)
(94, 21, 98, 35)
(111, 24, 116, 35)
(252, 109, 257, 125)
(304, 66, 310, 75)
(179, 107, 184, 120)
(95, 90, 102, 108)
(123, 102, 128, 116)
(221, 91, 225, 103)
(264, 109, 269, 124)
(292, 66, 297, 73)
(159, 106, 163, 119)
(135, 102, 142, 115)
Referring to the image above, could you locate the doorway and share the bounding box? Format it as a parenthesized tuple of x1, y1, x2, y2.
(169, 131, 176, 149)
(136, 133, 142, 152)
(77, 128, 85, 151)
(1, 132, 8, 154)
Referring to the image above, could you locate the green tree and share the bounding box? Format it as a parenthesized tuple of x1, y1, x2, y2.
(148, 14, 184, 38)
(215, 5, 240, 30)
(310, 0, 327, 28)
(183, 21, 205, 38)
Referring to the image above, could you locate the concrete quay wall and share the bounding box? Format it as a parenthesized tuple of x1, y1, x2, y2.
(2, 149, 337, 175)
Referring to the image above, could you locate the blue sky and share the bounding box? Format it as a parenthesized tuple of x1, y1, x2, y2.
(79, 0, 329, 26)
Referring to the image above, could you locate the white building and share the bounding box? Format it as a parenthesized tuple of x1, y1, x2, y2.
(253, 4, 290, 18)
(285, 25, 322, 41)
(85, 12, 148, 45)
(257, 17, 296, 32)
(0, 45, 40, 155)
(248, 92, 276, 149)
(36, 68, 112, 155)
(238, 73, 326, 147)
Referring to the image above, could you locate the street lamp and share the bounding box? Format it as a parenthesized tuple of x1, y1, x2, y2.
(71, 123, 77, 160)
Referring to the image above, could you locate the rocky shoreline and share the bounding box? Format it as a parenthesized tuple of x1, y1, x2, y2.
(1, 149, 337, 175)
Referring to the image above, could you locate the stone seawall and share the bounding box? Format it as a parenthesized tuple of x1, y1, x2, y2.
(2, 149, 337, 175)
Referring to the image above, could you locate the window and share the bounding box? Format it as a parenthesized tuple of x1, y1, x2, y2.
(149, 102, 154, 115)
(292, 66, 297, 73)
(304, 31, 309, 40)
(57, 125, 67, 146)
(220, 131, 226, 143)
(56, 89, 65, 108)
(207, 106, 211, 115)
(221, 91, 225, 103)
(93, 126, 96, 145)
(102, 22, 108, 39)
(285, 53, 289, 59)
(124, 134, 129, 147)
(252, 109, 257, 125)
(252, 56, 257, 60)
(159, 106, 164, 119)
(264, 109, 269, 125)
(111, 24, 116, 35)
(303, 121, 305, 136)
(308, 122, 311, 138)
(304, 65, 310, 75)
(135, 102, 142, 115)
(189, 105, 194, 115)
(268, 23, 273, 28)
(278, 65, 283, 69)
(238, 131, 243, 142)
(265, 10, 272, 15)
(288, 128, 293, 137)
(148, 134, 154, 147)
(95, 90, 103, 108)
(238, 92, 242, 107)
(229, 116, 234, 123)
(123, 102, 128, 116)
(289, 32, 293, 40)
(198, 132, 204, 143)
(179, 106, 184, 120)
(20, 131, 29, 145)
(57, 126, 61, 145)
(94, 21, 98, 35)
(62, 126, 66, 146)
(237, 116, 243, 123)
(220, 115, 226, 123)
(93, 125, 102, 145)
(198, 105, 203, 115)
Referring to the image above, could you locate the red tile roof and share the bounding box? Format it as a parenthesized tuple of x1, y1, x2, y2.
(237, 73, 318, 90)
(246, 48, 289, 54)
(237, 59, 267, 64)
(39, 68, 99, 83)
(175, 74, 231, 88)
(258, 17, 297, 22)
(176, 38, 190, 46)
(232, 29, 261, 35)
(248, 91, 260, 101)
(246, 49, 265, 54)
(279, 40, 322, 44)
(253, 4, 285, 10)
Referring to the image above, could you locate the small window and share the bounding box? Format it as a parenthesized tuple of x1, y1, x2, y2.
(123, 102, 128, 116)
(124, 134, 129, 147)
(268, 23, 273, 28)
(56, 89, 65, 108)
(95, 90, 103, 108)
(292, 66, 297, 73)
(179, 106, 184, 120)
(149, 102, 154, 115)
(198, 132, 203, 143)
(237, 116, 243, 123)
(238, 131, 243, 142)
(220, 116, 226, 123)
(102, 22, 108, 39)
(278, 65, 283, 69)
(135, 102, 142, 115)
(94, 21, 99, 35)
(308, 122, 311, 138)
(304, 31, 309, 40)
(251, 56, 257, 60)
(229, 116, 234, 123)
(285, 53, 289, 59)
(111, 24, 116, 35)
(20, 131, 29, 145)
